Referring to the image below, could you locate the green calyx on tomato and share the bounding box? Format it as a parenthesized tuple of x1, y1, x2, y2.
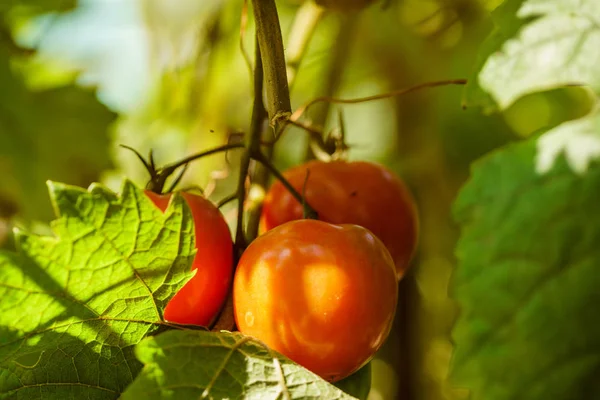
(121, 145, 234, 327)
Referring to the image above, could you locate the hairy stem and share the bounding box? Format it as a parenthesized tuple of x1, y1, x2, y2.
(245, 1, 324, 239)
(162, 143, 245, 173)
(234, 37, 267, 258)
(251, 0, 291, 132)
(212, 37, 267, 333)
(252, 152, 318, 220)
(292, 79, 468, 121)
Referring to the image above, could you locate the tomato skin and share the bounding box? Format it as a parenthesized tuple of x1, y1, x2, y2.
(233, 219, 398, 382)
(145, 190, 233, 326)
(260, 160, 418, 280)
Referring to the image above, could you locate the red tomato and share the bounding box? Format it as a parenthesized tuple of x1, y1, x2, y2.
(233, 219, 398, 382)
(260, 160, 419, 279)
(145, 190, 233, 326)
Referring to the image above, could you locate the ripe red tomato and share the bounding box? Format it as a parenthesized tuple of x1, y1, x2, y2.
(233, 219, 398, 382)
(260, 160, 418, 279)
(145, 190, 233, 326)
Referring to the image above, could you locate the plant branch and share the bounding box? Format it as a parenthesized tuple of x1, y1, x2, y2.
(234, 151, 251, 252)
(252, 151, 318, 220)
(234, 37, 267, 257)
(246, 0, 317, 238)
(135, 143, 245, 194)
(161, 143, 245, 173)
(217, 193, 238, 209)
(212, 37, 268, 333)
(301, 13, 357, 160)
(251, 0, 292, 131)
(291, 79, 468, 121)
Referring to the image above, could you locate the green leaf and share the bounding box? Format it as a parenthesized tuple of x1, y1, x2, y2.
(121, 330, 357, 400)
(464, 0, 600, 110)
(334, 362, 371, 400)
(0, 181, 195, 399)
(462, 0, 527, 111)
(536, 106, 600, 175)
(450, 137, 600, 400)
(0, 0, 75, 15)
(0, 45, 117, 222)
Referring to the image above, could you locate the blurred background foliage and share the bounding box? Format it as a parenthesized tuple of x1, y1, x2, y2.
(0, 0, 592, 399)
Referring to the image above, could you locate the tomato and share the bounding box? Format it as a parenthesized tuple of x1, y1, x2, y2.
(145, 190, 233, 326)
(233, 219, 398, 382)
(260, 160, 418, 280)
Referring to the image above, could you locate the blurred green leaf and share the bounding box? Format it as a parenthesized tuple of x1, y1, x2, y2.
(536, 106, 600, 175)
(462, 0, 526, 111)
(0, 180, 195, 399)
(464, 0, 600, 110)
(122, 329, 357, 400)
(451, 137, 600, 400)
(334, 362, 371, 400)
(0, 46, 116, 221)
(0, 0, 75, 15)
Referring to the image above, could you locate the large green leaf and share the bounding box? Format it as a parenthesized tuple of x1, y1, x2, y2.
(451, 137, 600, 400)
(334, 362, 371, 400)
(0, 44, 117, 222)
(0, 181, 195, 399)
(536, 106, 600, 175)
(121, 330, 357, 400)
(464, 0, 600, 110)
(462, 0, 526, 111)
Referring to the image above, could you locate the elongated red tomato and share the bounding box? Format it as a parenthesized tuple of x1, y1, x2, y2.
(260, 160, 419, 279)
(234, 219, 398, 382)
(145, 190, 233, 326)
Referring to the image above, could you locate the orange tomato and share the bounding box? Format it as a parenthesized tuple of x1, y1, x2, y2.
(233, 219, 398, 382)
(145, 190, 233, 327)
(260, 160, 418, 279)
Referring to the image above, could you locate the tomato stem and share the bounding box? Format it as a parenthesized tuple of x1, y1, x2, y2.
(161, 142, 243, 174)
(251, 0, 291, 132)
(291, 79, 468, 122)
(301, 169, 312, 219)
(252, 151, 318, 220)
(121, 143, 245, 194)
(213, 35, 269, 333)
(234, 36, 267, 257)
(153, 143, 244, 193)
(245, 2, 325, 239)
(164, 163, 189, 194)
(119, 144, 157, 180)
(217, 193, 237, 209)
(234, 150, 251, 252)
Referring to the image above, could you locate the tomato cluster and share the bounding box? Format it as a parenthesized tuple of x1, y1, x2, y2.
(260, 160, 419, 280)
(147, 159, 417, 383)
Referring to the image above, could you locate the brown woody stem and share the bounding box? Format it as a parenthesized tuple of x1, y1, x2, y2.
(251, 0, 292, 132)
